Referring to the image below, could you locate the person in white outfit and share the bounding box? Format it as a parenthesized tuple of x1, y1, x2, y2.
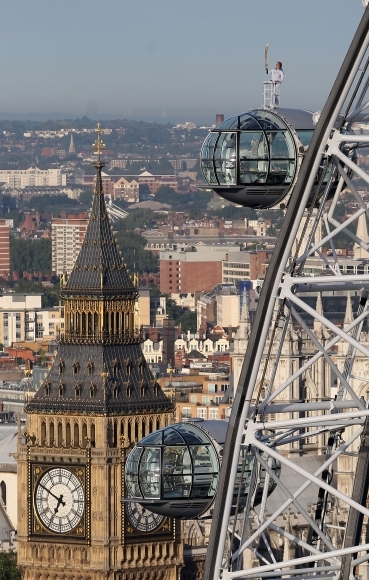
(265, 61, 284, 106)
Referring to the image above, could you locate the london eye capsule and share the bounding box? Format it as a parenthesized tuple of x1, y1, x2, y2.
(200, 107, 334, 209)
(125, 420, 280, 519)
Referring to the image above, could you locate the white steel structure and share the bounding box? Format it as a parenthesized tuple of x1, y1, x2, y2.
(205, 6, 369, 580)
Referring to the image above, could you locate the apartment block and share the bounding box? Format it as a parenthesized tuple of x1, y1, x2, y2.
(0, 220, 10, 276)
(52, 216, 88, 275)
(0, 167, 66, 188)
(113, 177, 139, 202)
(0, 293, 63, 347)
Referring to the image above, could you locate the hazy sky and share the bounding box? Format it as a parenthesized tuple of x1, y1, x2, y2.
(0, 0, 366, 123)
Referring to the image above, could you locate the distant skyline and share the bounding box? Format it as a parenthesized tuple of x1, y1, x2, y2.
(0, 0, 366, 124)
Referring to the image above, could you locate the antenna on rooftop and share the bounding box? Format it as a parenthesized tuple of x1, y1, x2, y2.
(264, 43, 269, 72)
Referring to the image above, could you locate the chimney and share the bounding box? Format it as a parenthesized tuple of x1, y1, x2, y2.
(162, 319, 176, 366)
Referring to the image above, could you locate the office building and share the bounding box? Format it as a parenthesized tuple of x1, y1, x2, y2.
(52, 215, 88, 275)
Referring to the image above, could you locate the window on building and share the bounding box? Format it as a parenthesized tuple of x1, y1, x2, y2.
(197, 407, 207, 419)
(202, 396, 211, 406)
(209, 408, 218, 419)
(182, 408, 192, 418)
(0, 481, 6, 506)
(190, 395, 197, 403)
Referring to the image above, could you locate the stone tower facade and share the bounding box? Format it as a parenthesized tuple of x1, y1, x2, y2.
(17, 129, 183, 580)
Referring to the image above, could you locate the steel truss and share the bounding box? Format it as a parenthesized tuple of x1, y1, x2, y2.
(204, 7, 369, 580)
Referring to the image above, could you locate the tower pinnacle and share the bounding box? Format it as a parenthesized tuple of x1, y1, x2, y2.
(69, 133, 75, 154)
(92, 123, 106, 165)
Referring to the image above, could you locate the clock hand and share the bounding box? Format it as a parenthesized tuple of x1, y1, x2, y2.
(39, 483, 63, 503)
(54, 495, 66, 514)
(40, 483, 65, 513)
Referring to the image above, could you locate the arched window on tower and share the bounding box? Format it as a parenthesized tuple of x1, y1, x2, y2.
(126, 360, 131, 376)
(73, 360, 80, 375)
(113, 383, 119, 399)
(90, 383, 96, 399)
(87, 360, 94, 376)
(112, 359, 119, 378)
(59, 360, 65, 375)
(58, 382, 65, 397)
(1, 481, 6, 506)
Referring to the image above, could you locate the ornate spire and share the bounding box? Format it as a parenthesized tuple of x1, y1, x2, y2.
(240, 287, 250, 325)
(63, 124, 135, 297)
(26, 128, 173, 416)
(344, 292, 353, 326)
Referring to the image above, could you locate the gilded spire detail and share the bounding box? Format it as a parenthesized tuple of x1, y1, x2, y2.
(92, 123, 106, 164)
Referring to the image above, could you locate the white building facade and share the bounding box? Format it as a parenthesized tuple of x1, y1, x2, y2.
(0, 167, 66, 189)
(0, 294, 62, 346)
(52, 217, 88, 275)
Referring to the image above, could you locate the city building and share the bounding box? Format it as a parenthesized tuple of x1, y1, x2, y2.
(0, 293, 62, 347)
(17, 147, 183, 580)
(138, 171, 177, 195)
(52, 215, 88, 275)
(0, 293, 42, 346)
(0, 220, 10, 276)
(113, 177, 139, 202)
(0, 167, 66, 188)
(83, 171, 114, 197)
(216, 286, 239, 327)
(159, 246, 240, 294)
(222, 251, 251, 284)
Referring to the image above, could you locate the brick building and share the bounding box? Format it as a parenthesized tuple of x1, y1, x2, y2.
(159, 247, 224, 293)
(0, 220, 10, 276)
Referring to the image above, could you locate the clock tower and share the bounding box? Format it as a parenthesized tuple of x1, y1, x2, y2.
(17, 127, 183, 580)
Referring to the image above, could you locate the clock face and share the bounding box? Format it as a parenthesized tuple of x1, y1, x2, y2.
(126, 502, 164, 533)
(34, 467, 85, 533)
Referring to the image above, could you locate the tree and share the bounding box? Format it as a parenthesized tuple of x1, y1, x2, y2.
(10, 238, 52, 274)
(179, 310, 197, 333)
(13, 280, 60, 308)
(79, 190, 94, 207)
(166, 298, 181, 321)
(114, 231, 158, 274)
(0, 550, 21, 580)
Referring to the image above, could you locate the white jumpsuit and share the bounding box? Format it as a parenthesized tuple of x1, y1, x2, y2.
(268, 68, 284, 106)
